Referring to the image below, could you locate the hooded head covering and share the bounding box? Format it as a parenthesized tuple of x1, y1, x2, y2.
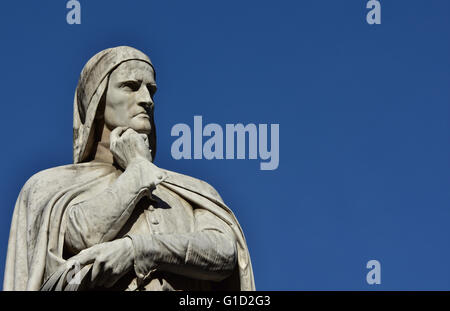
(73, 46, 157, 163)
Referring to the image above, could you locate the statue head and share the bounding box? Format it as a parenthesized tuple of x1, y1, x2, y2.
(104, 60, 156, 136)
(73, 46, 157, 163)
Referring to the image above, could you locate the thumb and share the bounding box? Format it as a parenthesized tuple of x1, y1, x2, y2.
(110, 127, 128, 142)
(68, 248, 96, 266)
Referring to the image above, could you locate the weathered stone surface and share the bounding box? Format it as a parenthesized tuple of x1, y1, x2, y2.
(3, 46, 255, 291)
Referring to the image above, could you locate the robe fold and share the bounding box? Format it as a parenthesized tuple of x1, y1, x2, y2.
(3, 162, 255, 290)
(4, 46, 255, 291)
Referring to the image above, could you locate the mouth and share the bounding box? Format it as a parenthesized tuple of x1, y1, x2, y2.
(134, 112, 150, 119)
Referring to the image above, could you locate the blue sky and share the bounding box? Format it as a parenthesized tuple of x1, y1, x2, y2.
(0, 0, 449, 290)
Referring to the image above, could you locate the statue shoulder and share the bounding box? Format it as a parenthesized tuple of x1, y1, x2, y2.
(162, 168, 225, 204)
(20, 162, 113, 198)
(23, 164, 76, 190)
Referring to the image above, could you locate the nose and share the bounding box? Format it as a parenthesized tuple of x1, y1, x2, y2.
(136, 84, 154, 110)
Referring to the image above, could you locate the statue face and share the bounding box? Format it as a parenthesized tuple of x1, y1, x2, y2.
(104, 60, 157, 135)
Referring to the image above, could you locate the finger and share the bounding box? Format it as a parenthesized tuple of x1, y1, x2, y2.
(94, 269, 107, 288)
(110, 127, 128, 141)
(121, 128, 137, 139)
(69, 250, 96, 266)
(139, 134, 150, 148)
(90, 259, 105, 285)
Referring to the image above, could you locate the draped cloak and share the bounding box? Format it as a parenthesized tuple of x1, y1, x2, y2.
(3, 46, 255, 291)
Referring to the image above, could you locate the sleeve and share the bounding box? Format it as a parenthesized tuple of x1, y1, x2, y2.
(64, 160, 156, 254)
(127, 207, 238, 285)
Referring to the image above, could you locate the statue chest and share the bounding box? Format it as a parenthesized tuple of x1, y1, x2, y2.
(118, 185, 195, 237)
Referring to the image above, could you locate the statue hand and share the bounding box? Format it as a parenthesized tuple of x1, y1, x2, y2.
(68, 237, 135, 289)
(110, 127, 153, 169)
(110, 126, 167, 197)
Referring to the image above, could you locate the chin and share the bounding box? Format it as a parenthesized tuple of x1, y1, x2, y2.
(130, 120, 151, 135)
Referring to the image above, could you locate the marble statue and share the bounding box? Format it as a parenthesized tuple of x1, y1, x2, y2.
(3, 46, 255, 291)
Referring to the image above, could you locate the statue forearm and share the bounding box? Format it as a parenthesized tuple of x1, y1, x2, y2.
(64, 159, 156, 254)
(127, 229, 237, 284)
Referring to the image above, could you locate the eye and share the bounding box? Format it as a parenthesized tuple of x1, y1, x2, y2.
(120, 81, 140, 92)
(147, 84, 157, 97)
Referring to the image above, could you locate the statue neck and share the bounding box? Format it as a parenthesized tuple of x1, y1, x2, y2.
(93, 125, 114, 165)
